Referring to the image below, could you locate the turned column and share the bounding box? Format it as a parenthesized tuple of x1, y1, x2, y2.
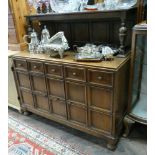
(118, 17, 127, 56)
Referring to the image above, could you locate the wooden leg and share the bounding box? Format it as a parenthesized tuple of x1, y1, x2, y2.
(107, 139, 118, 150)
(123, 116, 135, 138)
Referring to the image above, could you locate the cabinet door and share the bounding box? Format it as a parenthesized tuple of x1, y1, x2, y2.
(20, 89, 34, 108)
(34, 94, 50, 112)
(47, 77, 65, 98)
(68, 103, 87, 125)
(89, 110, 112, 134)
(88, 85, 113, 112)
(65, 81, 86, 104)
(30, 74, 47, 93)
(50, 97, 67, 119)
(16, 71, 31, 89)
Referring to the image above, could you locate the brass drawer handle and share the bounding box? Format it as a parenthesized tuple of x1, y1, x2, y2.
(53, 97, 59, 101)
(72, 72, 77, 76)
(82, 106, 86, 109)
(33, 65, 37, 69)
(67, 101, 71, 105)
(18, 63, 22, 67)
(97, 76, 102, 80)
(51, 69, 56, 72)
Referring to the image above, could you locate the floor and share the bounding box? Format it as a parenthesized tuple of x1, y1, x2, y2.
(8, 108, 147, 155)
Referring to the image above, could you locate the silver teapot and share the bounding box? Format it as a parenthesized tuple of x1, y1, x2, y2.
(23, 29, 40, 53)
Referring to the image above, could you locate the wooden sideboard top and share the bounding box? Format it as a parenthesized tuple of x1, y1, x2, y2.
(8, 50, 20, 58)
(13, 51, 130, 70)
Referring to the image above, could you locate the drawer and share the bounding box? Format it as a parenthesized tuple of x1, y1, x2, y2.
(87, 69, 113, 87)
(45, 63, 63, 77)
(28, 61, 44, 73)
(65, 66, 86, 82)
(14, 59, 27, 71)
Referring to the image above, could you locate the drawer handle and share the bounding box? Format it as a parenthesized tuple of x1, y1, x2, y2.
(33, 65, 37, 69)
(82, 106, 86, 109)
(72, 72, 77, 76)
(67, 101, 71, 105)
(97, 76, 102, 80)
(51, 69, 56, 72)
(18, 63, 22, 67)
(53, 97, 59, 101)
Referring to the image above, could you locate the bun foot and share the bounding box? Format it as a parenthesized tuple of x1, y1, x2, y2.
(107, 139, 118, 150)
(23, 111, 31, 116)
(107, 143, 116, 150)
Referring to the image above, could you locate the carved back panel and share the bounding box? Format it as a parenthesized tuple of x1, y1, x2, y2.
(27, 9, 137, 50)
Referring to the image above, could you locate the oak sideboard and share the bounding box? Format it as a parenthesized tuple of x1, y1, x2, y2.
(12, 51, 130, 150)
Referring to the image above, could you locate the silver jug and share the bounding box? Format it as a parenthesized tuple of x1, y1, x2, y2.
(23, 29, 40, 53)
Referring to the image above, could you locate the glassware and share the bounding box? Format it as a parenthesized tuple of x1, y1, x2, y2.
(103, 0, 137, 10)
(96, 2, 104, 11)
(38, 1, 43, 13)
(50, 0, 81, 13)
(79, 0, 88, 11)
(117, 0, 137, 9)
(27, 0, 40, 14)
(27, 0, 34, 14)
(104, 0, 118, 10)
(45, 0, 50, 13)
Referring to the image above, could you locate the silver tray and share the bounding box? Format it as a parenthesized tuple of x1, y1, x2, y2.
(74, 53, 104, 62)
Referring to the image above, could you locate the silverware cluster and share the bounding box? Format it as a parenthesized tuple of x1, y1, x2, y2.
(23, 26, 69, 58)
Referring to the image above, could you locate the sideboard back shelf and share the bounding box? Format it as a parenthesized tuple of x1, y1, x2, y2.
(25, 8, 136, 21)
(25, 8, 137, 55)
